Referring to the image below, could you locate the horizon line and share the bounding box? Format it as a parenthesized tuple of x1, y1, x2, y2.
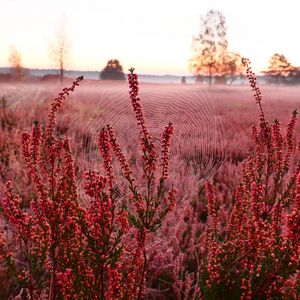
(0, 66, 272, 77)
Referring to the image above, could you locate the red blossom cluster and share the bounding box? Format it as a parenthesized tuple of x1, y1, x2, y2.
(241, 58, 264, 121)
(160, 122, 174, 181)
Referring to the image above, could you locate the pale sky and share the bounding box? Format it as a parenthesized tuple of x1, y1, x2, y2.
(1, 0, 300, 75)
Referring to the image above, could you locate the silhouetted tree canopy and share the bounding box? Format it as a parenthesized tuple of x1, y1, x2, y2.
(263, 54, 291, 83)
(263, 53, 300, 84)
(267, 54, 291, 76)
(100, 59, 126, 80)
(189, 10, 243, 85)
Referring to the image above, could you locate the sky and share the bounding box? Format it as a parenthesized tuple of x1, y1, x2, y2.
(1, 0, 300, 75)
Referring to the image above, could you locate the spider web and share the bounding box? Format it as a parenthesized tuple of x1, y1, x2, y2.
(79, 82, 225, 237)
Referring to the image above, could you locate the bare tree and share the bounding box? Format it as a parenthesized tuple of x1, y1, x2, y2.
(49, 21, 70, 84)
(8, 46, 26, 79)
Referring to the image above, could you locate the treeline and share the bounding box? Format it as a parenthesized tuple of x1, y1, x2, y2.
(2, 9, 300, 85)
(190, 10, 300, 85)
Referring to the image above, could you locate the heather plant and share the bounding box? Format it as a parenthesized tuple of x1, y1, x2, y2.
(0, 77, 105, 298)
(0, 77, 86, 299)
(0, 68, 177, 299)
(98, 68, 177, 299)
(170, 59, 300, 299)
(140, 59, 299, 300)
(0, 95, 25, 201)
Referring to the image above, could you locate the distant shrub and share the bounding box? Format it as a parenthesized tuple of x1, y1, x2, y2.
(41, 74, 62, 81)
(100, 59, 126, 80)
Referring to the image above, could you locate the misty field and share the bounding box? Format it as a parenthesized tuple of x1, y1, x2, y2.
(0, 75, 299, 299)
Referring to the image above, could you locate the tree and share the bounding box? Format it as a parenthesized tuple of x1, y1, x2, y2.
(218, 52, 244, 83)
(189, 10, 242, 85)
(190, 10, 227, 85)
(263, 53, 292, 83)
(8, 46, 27, 79)
(100, 59, 126, 80)
(49, 21, 70, 84)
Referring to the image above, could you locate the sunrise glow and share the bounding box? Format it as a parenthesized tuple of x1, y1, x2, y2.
(1, 0, 300, 75)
